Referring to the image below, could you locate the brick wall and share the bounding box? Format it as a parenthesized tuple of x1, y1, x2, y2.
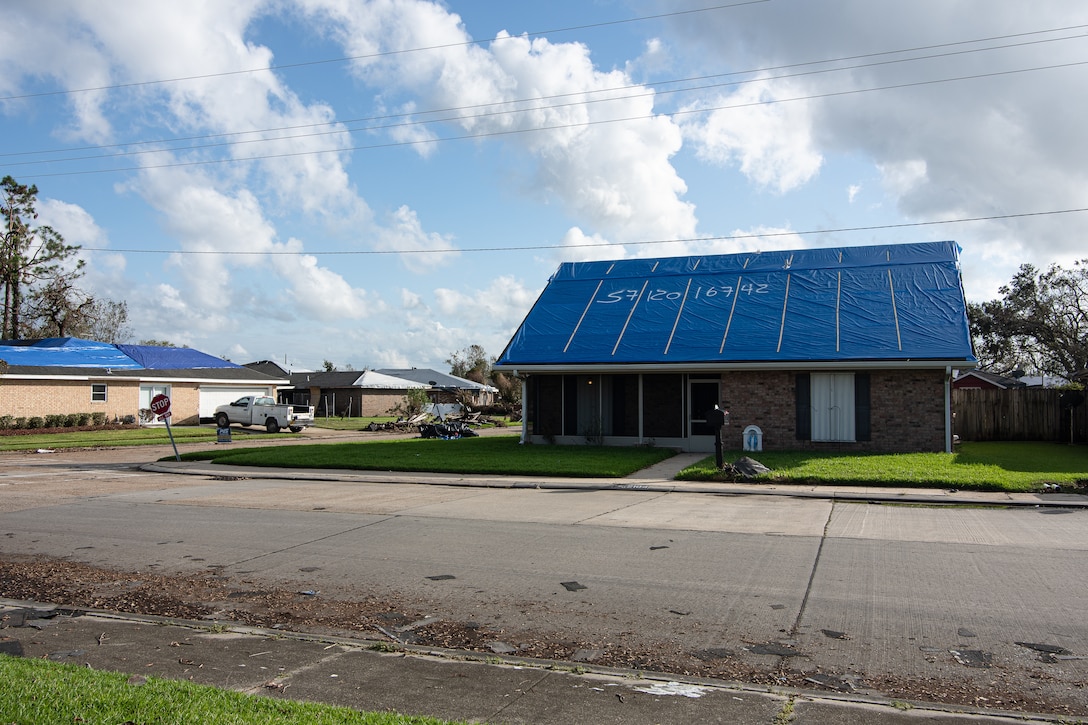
(167, 384, 201, 425)
(720, 369, 947, 452)
(362, 391, 406, 417)
(0, 379, 222, 426)
(522, 368, 948, 452)
(867, 369, 946, 452)
(719, 370, 795, 451)
(0, 378, 140, 421)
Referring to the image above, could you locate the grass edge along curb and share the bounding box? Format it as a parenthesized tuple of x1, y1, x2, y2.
(172, 435, 676, 478)
(676, 441, 1088, 493)
(0, 653, 459, 725)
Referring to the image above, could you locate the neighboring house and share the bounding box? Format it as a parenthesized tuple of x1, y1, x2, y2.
(243, 362, 499, 417)
(0, 338, 287, 425)
(952, 369, 1026, 390)
(376, 368, 498, 408)
(294, 370, 428, 417)
(494, 241, 977, 453)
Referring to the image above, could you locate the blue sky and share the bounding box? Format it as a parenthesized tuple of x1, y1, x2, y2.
(2, 1, 1086, 371)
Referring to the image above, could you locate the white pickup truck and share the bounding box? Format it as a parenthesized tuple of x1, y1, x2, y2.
(214, 396, 314, 433)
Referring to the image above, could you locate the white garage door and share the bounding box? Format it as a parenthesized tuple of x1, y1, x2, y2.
(199, 386, 274, 420)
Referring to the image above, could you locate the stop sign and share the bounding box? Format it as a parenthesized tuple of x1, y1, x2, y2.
(150, 393, 171, 417)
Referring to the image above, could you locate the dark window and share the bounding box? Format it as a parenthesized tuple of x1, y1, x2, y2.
(854, 373, 871, 441)
(562, 375, 579, 435)
(608, 374, 640, 436)
(528, 376, 563, 438)
(795, 373, 811, 440)
(91, 383, 107, 402)
(643, 374, 684, 438)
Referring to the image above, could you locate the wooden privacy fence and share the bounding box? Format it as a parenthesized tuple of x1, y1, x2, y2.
(952, 388, 1087, 442)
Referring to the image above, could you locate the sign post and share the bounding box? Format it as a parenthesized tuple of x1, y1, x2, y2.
(150, 394, 180, 461)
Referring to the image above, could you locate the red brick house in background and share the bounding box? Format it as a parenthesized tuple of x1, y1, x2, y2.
(951, 369, 1025, 390)
(495, 241, 977, 453)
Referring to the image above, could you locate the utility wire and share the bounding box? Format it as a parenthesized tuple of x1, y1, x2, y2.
(3, 22, 1085, 163)
(16, 58, 1088, 180)
(0, 1, 769, 102)
(5, 27, 1087, 169)
(78, 206, 1088, 256)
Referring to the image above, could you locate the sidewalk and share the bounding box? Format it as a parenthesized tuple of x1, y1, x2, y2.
(0, 600, 1061, 724)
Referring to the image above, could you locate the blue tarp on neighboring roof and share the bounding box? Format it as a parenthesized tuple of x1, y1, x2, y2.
(116, 344, 238, 369)
(0, 337, 239, 370)
(496, 241, 977, 366)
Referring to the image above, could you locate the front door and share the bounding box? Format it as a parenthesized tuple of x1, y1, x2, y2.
(139, 384, 170, 424)
(689, 379, 720, 438)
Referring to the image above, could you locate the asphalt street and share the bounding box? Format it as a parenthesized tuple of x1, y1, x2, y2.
(2, 433, 1087, 722)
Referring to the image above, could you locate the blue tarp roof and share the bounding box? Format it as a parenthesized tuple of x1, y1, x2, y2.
(0, 338, 239, 370)
(496, 241, 976, 367)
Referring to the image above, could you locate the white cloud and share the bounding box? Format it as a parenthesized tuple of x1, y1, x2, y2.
(36, 198, 128, 295)
(626, 38, 672, 79)
(680, 78, 824, 193)
(658, 0, 1088, 281)
(225, 343, 250, 362)
(271, 249, 379, 321)
(374, 205, 459, 273)
(298, 1, 697, 243)
(558, 227, 625, 263)
(878, 160, 928, 201)
(432, 274, 536, 328)
(130, 167, 376, 322)
(847, 185, 861, 204)
(386, 101, 441, 157)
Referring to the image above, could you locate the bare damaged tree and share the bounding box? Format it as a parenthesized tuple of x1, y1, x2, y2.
(1, 176, 83, 339)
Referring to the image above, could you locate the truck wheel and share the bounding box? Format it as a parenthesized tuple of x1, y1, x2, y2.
(266, 418, 280, 434)
(289, 426, 302, 433)
(216, 413, 230, 428)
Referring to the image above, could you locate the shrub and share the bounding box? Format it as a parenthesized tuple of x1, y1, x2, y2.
(121, 415, 136, 424)
(0, 415, 12, 430)
(45, 414, 66, 428)
(63, 413, 80, 427)
(13, 417, 28, 430)
(27, 416, 45, 429)
(91, 412, 107, 425)
(77, 413, 91, 426)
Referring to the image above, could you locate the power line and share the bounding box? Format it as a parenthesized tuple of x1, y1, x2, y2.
(16, 58, 1088, 180)
(5, 26, 1086, 170)
(4, 22, 1085, 164)
(0, 1, 769, 102)
(78, 206, 1088, 256)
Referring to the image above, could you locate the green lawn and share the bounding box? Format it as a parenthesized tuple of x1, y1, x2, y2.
(0, 654, 457, 725)
(177, 435, 676, 478)
(0, 426, 288, 452)
(677, 441, 1088, 492)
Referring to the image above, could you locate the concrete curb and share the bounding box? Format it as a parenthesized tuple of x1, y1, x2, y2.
(141, 460, 1088, 508)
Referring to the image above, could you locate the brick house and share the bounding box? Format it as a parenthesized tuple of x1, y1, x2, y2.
(293, 369, 429, 418)
(494, 241, 977, 453)
(246, 362, 496, 418)
(951, 369, 1025, 390)
(0, 338, 287, 425)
